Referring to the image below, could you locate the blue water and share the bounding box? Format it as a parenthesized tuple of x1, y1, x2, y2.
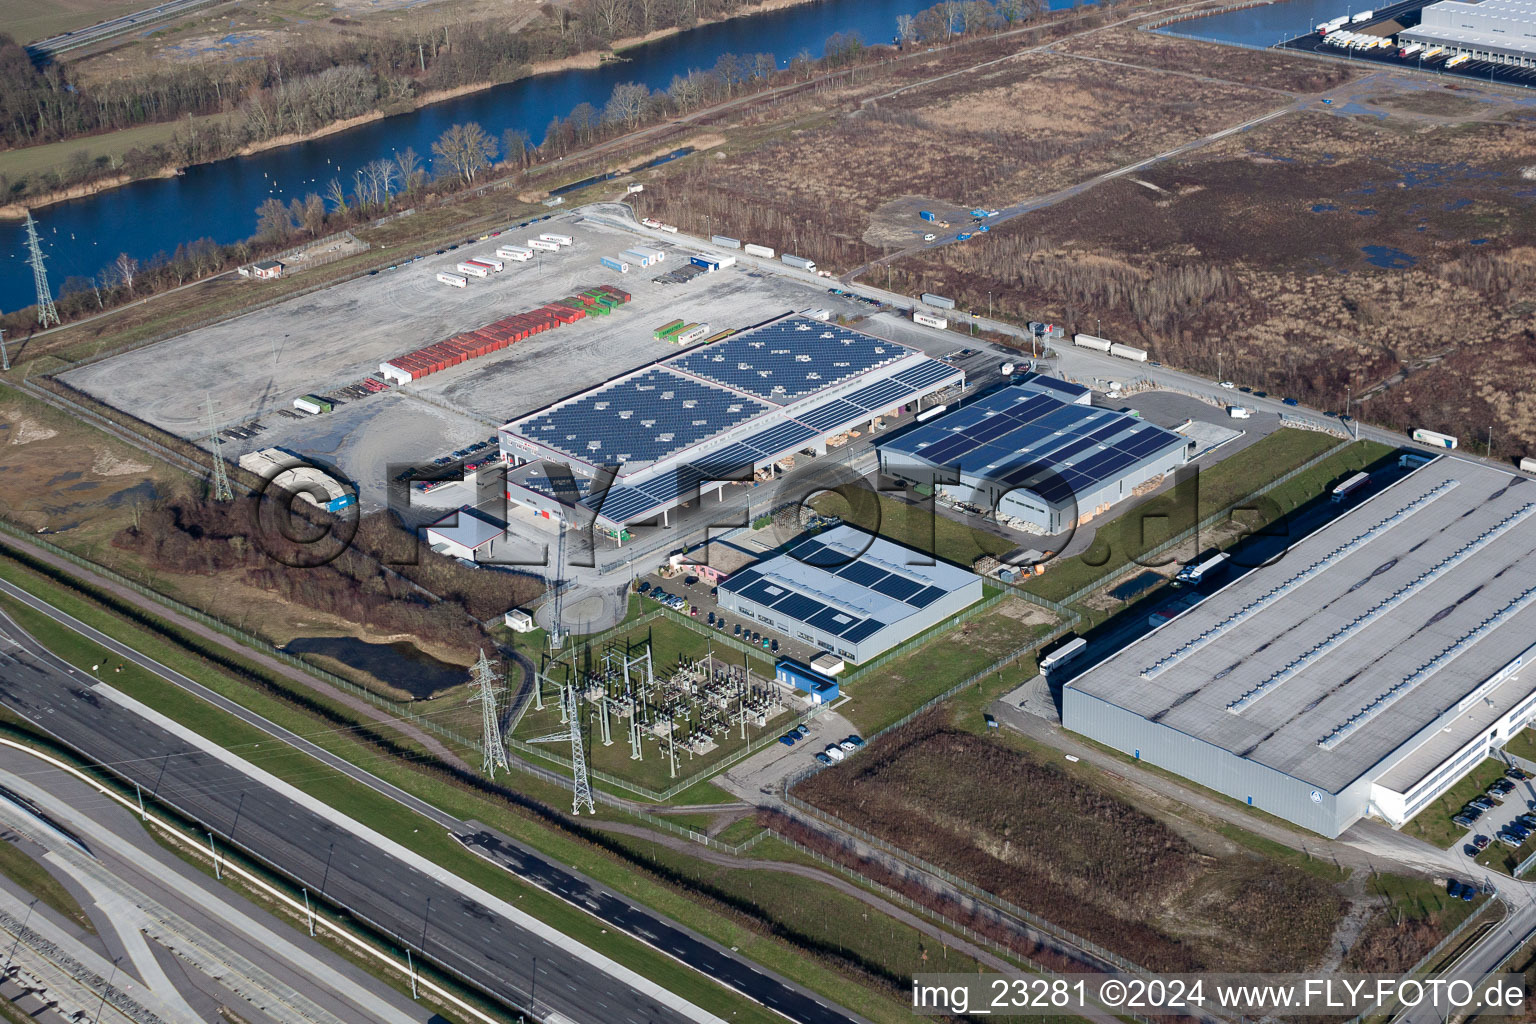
(1361, 244, 1417, 268)
(1155, 0, 1355, 47)
(3, 0, 993, 314)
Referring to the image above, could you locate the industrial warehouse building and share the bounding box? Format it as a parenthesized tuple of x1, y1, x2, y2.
(876, 378, 1191, 533)
(1062, 457, 1536, 838)
(717, 526, 984, 664)
(425, 507, 506, 561)
(498, 314, 963, 534)
(1398, 0, 1536, 66)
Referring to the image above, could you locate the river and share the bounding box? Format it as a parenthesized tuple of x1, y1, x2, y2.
(1154, 0, 1362, 48)
(1, 0, 1005, 315)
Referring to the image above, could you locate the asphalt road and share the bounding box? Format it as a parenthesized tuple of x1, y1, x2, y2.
(27, 0, 226, 56)
(0, 589, 857, 1024)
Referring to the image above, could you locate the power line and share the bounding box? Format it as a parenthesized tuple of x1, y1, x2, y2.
(468, 649, 509, 777)
(23, 211, 59, 329)
(204, 393, 233, 502)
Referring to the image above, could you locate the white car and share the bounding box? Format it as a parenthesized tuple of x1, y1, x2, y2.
(1219, 380, 1236, 389)
(923, 233, 936, 242)
(824, 745, 846, 762)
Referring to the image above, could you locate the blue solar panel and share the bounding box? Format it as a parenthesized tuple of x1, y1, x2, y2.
(773, 592, 825, 622)
(788, 537, 833, 566)
(843, 378, 910, 412)
(741, 578, 791, 605)
(797, 399, 864, 432)
(906, 585, 947, 609)
(840, 619, 885, 644)
(742, 420, 818, 457)
(905, 432, 977, 468)
(516, 368, 766, 466)
(871, 574, 924, 601)
(893, 360, 961, 390)
(965, 413, 1020, 446)
(807, 606, 863, 637)
(669, 317, 905, 404)
(721, 567, 762, 593)
(587, 485, 663, 521)
(836, 560, 889, 588)
(1087, 419, 1131, 443)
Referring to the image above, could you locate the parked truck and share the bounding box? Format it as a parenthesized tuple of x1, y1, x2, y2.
(1412, 427, 1459, 449)
(293, 395, 333, 415)
(437, 272, 468, 288)
(1521, 456, 1536, 475)
(1073, 333, 1113, 353)
(1228, 406, 1252, 419)
(527, 238, 560, 252)
(620, 249, 655, 267)
(781, 253, 816, 271)
(1332, 471, 1370, 502)
(673, 323, 710, 345)
(471, 256, 504, 272)
(539, 232, 573, 246)
(919, 210, 936, 221)
(631, 245, 665, 263)
(1108, 342, 1148, 362)
(921, 292, 956, 310)
(743, 243, 775, 259)
(496, 246, 533, 261)
(711, 235, 742, 249)
(600, 255, 630, 273)
(1351, 9, 1373, 22)
(913, 311, 949, 329)
(456, 262, 490, 278)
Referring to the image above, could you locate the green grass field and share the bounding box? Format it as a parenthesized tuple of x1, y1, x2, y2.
(0, 0, 143, 44)
(841, 598, 1058, 734)
(1402, 758, 1510, 849)
(0, 115, 233, 184)
(1504, 728, 1536, 763)
(810, 492, 1018, 564)
(0, 555, 946, 1024)
(0, 836, 97, 933)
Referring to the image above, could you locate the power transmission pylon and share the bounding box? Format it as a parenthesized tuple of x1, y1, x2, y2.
(548, 522, 568, 651)
(204, 393, 233, 502)
(527, 684, 595, 814)
(468, 649, 509, 777)
(23, 212, 59, 329)
(0, 329, 9, 372)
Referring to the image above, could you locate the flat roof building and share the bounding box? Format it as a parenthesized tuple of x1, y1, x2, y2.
(877, 378, 1191, 533)
(1398, 0, 1536, 66)
(425, 507, 505, 562)
(499, 315, 963, 532)
(717, 526, 984, 664)
(1062, 457, 1536, 837)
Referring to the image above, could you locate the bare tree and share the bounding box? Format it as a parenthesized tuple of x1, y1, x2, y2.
(112, 252, 140, 293)
(604, 82, 650, 129)
(301, 193, 327, 234)
(324, 177, 348, 214)
(431, 122, 497, 185)
(394, 147, 424, 193)
(896, 13, 916, 46)
(255, 198, 293, 243)
(501, 128, 533, 171)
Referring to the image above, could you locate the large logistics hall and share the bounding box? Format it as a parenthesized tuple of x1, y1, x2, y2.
(717, 525, 984, 663)
(1062, 456, 1536, 838)
(498, 314, 963, 532)
(876, 378, 1191, 533)
(1398, 0, 1536, 66)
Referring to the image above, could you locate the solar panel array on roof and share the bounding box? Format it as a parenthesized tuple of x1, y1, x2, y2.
(670, 317, 904, 404)
(515, 368, 767, 466)
(880, 384, 1185, 507)
(716, 526, 982, 656)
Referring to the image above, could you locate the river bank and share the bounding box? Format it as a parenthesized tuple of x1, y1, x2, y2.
(0, 0, 832, 220)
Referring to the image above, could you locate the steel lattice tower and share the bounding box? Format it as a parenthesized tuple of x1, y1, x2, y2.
(23, 212, 59, 329)
(527, 684, 595, 814)
(468, 649, 510, 777)
(204, 394, 233, 502)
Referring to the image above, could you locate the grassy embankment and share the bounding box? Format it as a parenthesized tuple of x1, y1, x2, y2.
(0, 553, 1002, 1024)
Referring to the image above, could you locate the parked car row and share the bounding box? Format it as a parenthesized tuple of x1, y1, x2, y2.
(1446, 878, 1478, 901)
(813, 735, 864, 765)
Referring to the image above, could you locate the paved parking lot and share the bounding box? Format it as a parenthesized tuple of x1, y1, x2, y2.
(1450, 762, 1536, 866)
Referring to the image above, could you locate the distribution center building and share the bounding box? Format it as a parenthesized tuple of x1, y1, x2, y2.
(1398, 0, 1536, 66)
(877, 378, 1191, 533)
(717, 525, 984, 663)
(1062, 457, 1536, 838)
(498, 315, 962, 535)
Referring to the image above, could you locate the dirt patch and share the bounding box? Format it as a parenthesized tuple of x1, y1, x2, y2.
(796, 718, 1347, 972)
(8, 418, 58, 445)
(1362, 89, 1487, 118)
(90, 452, 150, 477)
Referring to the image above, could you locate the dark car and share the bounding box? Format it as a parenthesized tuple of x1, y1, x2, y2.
(770, 639, 779, 653)
(638, 581, 651, 593)
(1283, 397, 1300, 406)
(1494, 779, 1516, 794)
(733, 624, 741, 636)
(1508, 766, 1529, 780)
(1460, 885, 1475, 902)
(1474, 834, 1492, 850)
(751, 631, 760, 643)
(845, 734, 865, 748)
(1253, 390, 1268, 398)
(778, 735, 795, 747)
(683, 575, 698, 586)
(1448, 880, 1465, 899)
(1453, 814, 1476, 828)
(1238, 386, 1252, 393)
(1473, 796, 1497, 810)
(815, 752, 833, 765)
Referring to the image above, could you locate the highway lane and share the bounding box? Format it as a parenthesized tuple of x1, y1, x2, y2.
(27, 0, 226, 57)
(0, 603, 708, 1024)
(0, 578, 864, 1024)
